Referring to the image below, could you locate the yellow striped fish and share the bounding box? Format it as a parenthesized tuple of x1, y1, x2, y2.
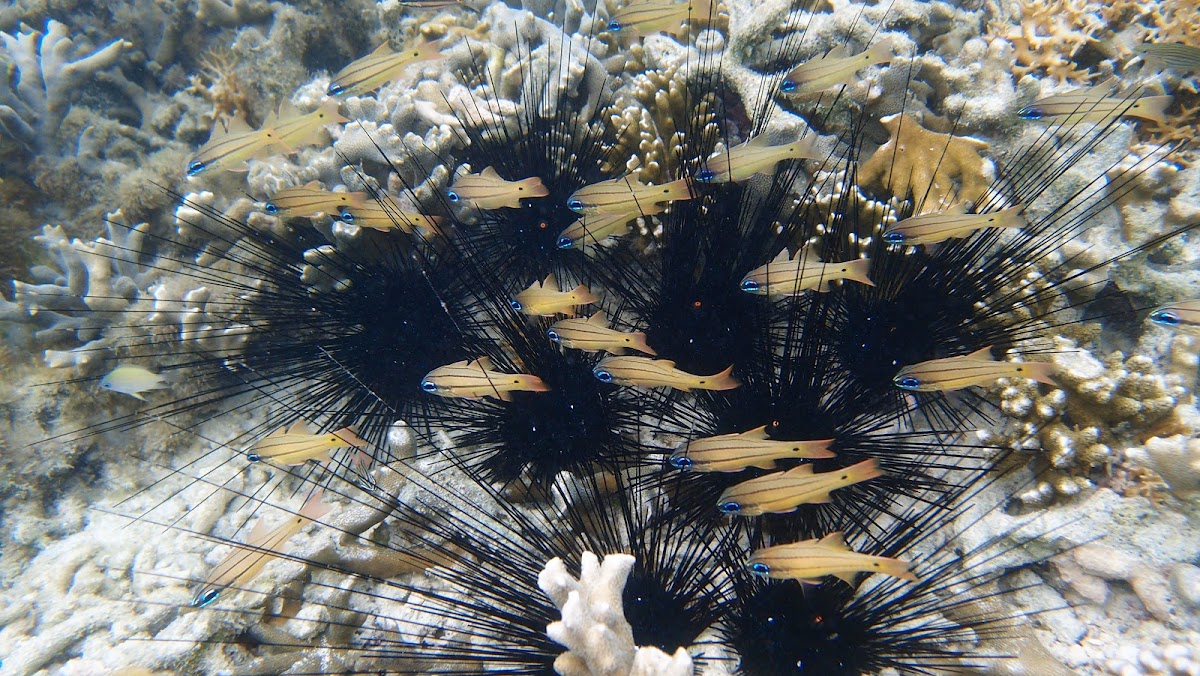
(698, 133, 821, 183)
(716, 459, 881, 516)
(747, 532, 917, 585)
(337, 197, 444, 236)
(740, 247, 875, 295)
(1018, 79, 1172, 125)
(668, 425, 834, 472)
(192, 492, 331, 607)
(247, 420, 368, 465)
(882, 204, 1026, 246)
(187, 116, 276, 176)
(265, 181, 367, 218)
(547, 313, 657, 355)
(780, 42, 892, 96)
(567, 176, 693, 214)
(593, 356, 739, 391)
(421, 357, 549, 401)
(327, 39, 445, 97)
(511, 274, 599, 317)
(448, 167, 549, 210)
(605, 0, 712, 38)
(262, 99, 347, 151)
(893, 346, 1058, 392)
(1148, 299, 1200, 332)
(556, 203, 665, 249)
(1138, 42, 1200, 74)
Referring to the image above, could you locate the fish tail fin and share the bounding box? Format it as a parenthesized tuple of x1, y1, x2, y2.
(846, 458, 884, 483)
(569, 284, 599, 305)
(629, 332, 656, 356)
(1134, 95, 1172, 124)
(710, 364, 741, 391)
(417, 39, 447, 61)
(801, 439, 837, 459)
(868, 41, 893, 65)
(667, 177, 695, 202)
(299, 491, 332, 521)
(130, 392, 148, 402)
(790, 133, 821, 160)
(522, 375, 551, 393)
(333, 427, 368, 448)
(1025, 362, 1060, 387)
(416, 214, 445, 237)
(842, 258, 876, 287)
(999, 204, 1027, 229)
(522, 176, 551, 198)
(879, 558, 918, 582)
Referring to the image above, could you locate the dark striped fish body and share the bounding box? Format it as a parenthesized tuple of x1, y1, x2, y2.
(1018, 80, 1172, 125)
(567, 176, 693, 213)
(593, 356, 739, 391)
(740, 247, 875, 295)
(547, 313, 657, 355)
(607, 0, 712, 37)
(266, 181, 367, 218)
(338, 197, 444, 236)
(781, 42, 892, 96)
(448, 167, 549, 209)
(883, 204, 1026, 246)
(670, 425, 835, 472)
(699, 133, 821, 183)
(557, 203, 664, 249)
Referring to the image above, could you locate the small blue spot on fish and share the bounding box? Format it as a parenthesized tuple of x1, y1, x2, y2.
(740, 280, 760, 293)
(594, 369, 614, 383)
(1149, 310, 1180, 326)
(567, 199, 585, 213)
(894, 376, 921, 390)
(719, 501, 741, 514)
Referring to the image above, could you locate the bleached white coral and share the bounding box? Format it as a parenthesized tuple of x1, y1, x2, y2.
(0, 19, 131, 147)
(538, 552, 693, 676)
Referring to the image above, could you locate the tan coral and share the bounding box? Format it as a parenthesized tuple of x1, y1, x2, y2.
(857, 113, 991, 214)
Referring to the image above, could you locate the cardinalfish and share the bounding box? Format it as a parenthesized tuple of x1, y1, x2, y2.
(247, 420, 368, 466)
(1136, 43, 1200, 74)
(780, 42, 893, 96)
(511, 274, 599, 316)
(593, 356, 739, 391)
(337, 198, 444, 237)
(556, 203, 666, 249)
(567, 176, 693, 214)
(265, 181, 367, 218)
(327, 39, 445, 97)
(882, 204, 1026, 246)
(1018, 79, 1172, 125)
(697, 134, 821, 183)
(447, 167, 549, 210)
(604, 0, 713, 38)
(747, 532, 917, 585)
(740, 247, 875, 295)
(893, 346, 1058, 392)
(1147, 299, 1200, 332)
(100, 365, 170, 401)
(668, 425, 834, 472)
(421, 357, 549, 401)
(717, 459, 881, 516)
(192, 492, 331, 608)
(547, 313, 657, 355)
(187, 100, 345, 175)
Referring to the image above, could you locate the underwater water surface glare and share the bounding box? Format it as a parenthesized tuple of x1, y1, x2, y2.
(1, 0, 1200, 674)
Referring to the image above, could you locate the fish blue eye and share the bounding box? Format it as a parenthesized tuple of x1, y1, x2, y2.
(749, 562, 770, 576)
(594, 369, 614, 383)
(264, 203, 278, 214)
(883, 230, 906, 244)
(547, 330, 560, 342)
(567, 199, 585, 213)
(247, 453, 261, 462)
(447, 190, 461, 203)
(1018, 106, 1044, 120)
(696, 169, 715, 182)
(719, 501, 742, 514)
(669, 455, 692, 470)
(193, 589, 220, 607)
(895, 376, 921, 390)
(1149, 310, 1180, 326)
(327, 83, 344, 96)
(608, 19, 622, 31)
(421, 380, 438, 392)
(780, 80, 797, 93)
(186, 160, 207, 176)
(740, 279, 760, 293)
(510, 300, 523, 311)
(557, 236, 575, 249)
(339, 209, 355, 223)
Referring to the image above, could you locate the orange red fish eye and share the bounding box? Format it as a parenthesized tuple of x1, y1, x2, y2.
(692, 300, 702, 308)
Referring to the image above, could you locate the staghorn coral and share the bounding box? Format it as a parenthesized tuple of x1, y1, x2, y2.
(858, 112, 993, 213)
(538, 552, 693, 676)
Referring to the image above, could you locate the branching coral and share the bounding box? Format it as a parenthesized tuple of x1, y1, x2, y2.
(0, 19, 132, 149)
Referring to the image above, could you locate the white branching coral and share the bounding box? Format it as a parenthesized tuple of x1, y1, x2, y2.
(538, 552, 693, 676)
(0, 19, 131, 148)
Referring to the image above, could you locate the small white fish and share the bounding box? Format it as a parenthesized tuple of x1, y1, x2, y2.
(882, 204, 1026, 246)
(1018, 79, 1172, 125)
(421, 357, 550, 401)
(780, 43, 893, 97)
(511, 274, 599, 316)
(740, 247, 875, 295)
(697, 134, 821, 183)
(100, 366, 170, 401)
(547, 313, 657, 355)
(668, 425, 835, 473)
(567, 176, 693, 214)
(593, 356, 740, 391)
(747, 532, 917, 585)
(448, 167, 550, 210)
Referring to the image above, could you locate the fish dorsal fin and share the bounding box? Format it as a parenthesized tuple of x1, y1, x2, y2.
(225, 114, 254, 135)
(266, 424, 289, 438)
(247, 518, 271, 544)
(741, 424, 771, 439)
(586, 312, 608, 326)
(771, 248, 792, 264)
(286, 419, 311, 435)
(833, 572, 858, 587)
(370, 42, 392, 57)
(785, 464, 815, 477)
(743, 134, 772, 149)
(481, 166, 501, 179)
(967, 346, 995, 361)
(470, 356, 494, 371)
(1087, 77, 1118, 97)
(277, 99, 301, 120)
(658, 359, 676, 368)
(542, 273, 559, 290)
(826, 45, 849, 59)
(301, 180, 323, 190)
(817, 532, 848, 551)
